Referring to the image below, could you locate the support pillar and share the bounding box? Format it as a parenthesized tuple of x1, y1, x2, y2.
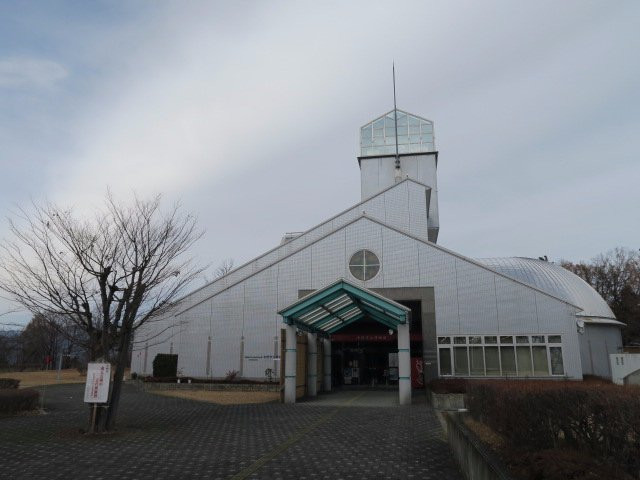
(323, 338, 332, 392)
(307, 333, 317, 397)
(397, 323, 411, 405)
(284, 324, 297, 404)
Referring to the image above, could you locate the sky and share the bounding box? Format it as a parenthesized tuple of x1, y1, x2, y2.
(1, 1, 639, 329)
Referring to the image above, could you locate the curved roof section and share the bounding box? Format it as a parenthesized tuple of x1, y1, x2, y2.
(360, 109, 434, 157)
(476, 257, 616, 320)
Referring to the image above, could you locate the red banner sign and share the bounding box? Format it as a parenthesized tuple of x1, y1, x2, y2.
(330, 333, 423, 342)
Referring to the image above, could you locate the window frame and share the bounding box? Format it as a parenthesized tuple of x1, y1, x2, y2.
(348, 249, 381, 282)
(436, 334, 565, 378)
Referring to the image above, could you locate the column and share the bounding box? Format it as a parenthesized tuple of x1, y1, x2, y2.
(397, 323, 411, 405)
(284, 324, 297, 404)
(307, 332, 318, 397)
(323, 338, 332, 392)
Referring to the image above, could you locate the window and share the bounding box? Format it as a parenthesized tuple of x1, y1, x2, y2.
(454, 347, 469, 375)
(500, 347, 517, 375)
(469, 347, 485, 375)
(348, 249, 380, 281)
(516, 346, 533, 375)
(532, 346, 549, 376)
(438, 333, 565, 378)
(439, 348, 452, 375)
(549, 347, 564, 375)
(485, 347, 500, 375)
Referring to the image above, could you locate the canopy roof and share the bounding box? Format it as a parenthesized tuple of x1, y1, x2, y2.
(278, 279, 410, 336)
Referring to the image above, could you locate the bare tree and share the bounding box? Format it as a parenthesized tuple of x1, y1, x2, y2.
(561, 247, 640, 344)
(0, 193, 203, 431)
(214, 258, 234, 278)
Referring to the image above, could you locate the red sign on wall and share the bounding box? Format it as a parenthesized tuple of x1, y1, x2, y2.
(330, 333, 424, 343)
(411, 357, 424, 389)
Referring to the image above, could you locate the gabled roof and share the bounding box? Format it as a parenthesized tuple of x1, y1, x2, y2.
(279, 279, 410, 336)
(170, 177, 431, 308)
(176, 214, 581, 317)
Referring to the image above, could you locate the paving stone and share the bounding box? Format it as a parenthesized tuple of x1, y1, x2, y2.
(0, 384, 461, 479)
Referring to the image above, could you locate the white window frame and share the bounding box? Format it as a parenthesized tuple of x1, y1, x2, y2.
(436, 334, 566, 378)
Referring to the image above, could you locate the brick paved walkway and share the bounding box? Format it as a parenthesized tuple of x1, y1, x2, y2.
(0, 384, 461, 479)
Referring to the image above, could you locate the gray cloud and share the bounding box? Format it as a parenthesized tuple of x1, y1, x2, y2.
(1, 0, 639, 328)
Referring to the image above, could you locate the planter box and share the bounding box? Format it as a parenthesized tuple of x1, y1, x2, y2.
(430, 391, 466, 410)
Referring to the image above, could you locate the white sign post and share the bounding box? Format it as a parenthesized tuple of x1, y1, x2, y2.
(84, 362, 111, 433)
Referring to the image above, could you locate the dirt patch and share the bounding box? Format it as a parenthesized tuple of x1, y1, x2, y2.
(152, 389, 279, 405)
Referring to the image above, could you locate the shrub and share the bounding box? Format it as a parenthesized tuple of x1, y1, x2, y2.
(0, 389, 39, 414)
(0, 378, 20, 389)
(466, 380, 640, 477)
(427, 378, 467, 394)
(152, 354, 178, 378)
(224, 370, 239, 382)
(505, 448, 635, 480)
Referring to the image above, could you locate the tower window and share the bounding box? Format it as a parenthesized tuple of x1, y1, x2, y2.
(349, 249, 380, 281)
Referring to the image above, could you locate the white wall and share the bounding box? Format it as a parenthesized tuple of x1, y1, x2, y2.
(580, 324, 623, 378)
(610, 353, 640, 385)
(132, 215, 583, 380)
(359, 153, 439, 240)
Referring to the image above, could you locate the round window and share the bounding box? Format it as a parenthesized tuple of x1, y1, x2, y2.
(349, 249, 380, 281)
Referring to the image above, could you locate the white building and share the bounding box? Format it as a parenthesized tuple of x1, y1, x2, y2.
(132, 109, 622, 401)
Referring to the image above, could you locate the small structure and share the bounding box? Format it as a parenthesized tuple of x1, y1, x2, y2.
(278, 279, 411, 404)
(610, 353, 640, 385)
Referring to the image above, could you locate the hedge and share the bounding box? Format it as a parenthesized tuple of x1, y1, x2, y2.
(152, 354, 178, 378)
(0, 378, 20, 389)
(0, 389, 39, 414)
(467, 380, 640, 477)
(427, 378, 468, 394)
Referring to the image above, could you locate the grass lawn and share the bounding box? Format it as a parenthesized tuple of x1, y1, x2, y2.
(152, 389, 280, 405)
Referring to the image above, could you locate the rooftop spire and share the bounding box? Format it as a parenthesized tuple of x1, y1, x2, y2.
(393, 62, 401, 181)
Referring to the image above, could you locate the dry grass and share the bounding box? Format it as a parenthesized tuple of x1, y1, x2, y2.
(152, 389, 280, 405)
(0, 369, 86, 388)
(0, 368, 131, 388)
(464, 417, 505, 450)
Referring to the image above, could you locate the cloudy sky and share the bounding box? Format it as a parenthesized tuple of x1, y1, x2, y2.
(1, 1, 639, 328)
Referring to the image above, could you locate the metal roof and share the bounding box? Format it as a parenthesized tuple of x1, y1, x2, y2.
(476, 257, 616, 320)
(278, 279, 410, 335)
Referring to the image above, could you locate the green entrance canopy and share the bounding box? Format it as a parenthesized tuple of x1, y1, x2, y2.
(278, 279, 411, 336)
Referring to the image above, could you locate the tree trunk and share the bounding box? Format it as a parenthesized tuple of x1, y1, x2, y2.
(102, 329, 130, 431)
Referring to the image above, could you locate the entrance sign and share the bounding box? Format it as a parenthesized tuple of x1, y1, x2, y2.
(84, 363, 111, 403)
